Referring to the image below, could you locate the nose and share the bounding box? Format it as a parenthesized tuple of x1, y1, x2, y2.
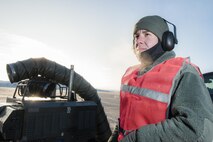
(135, 34, 145, 46)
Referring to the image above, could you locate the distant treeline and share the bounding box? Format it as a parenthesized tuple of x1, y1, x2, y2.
(0, 81, 17, 88)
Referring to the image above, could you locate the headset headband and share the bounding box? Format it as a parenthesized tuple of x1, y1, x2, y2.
(163, 19, 178, 44)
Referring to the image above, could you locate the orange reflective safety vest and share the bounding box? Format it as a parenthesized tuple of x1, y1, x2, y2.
(118, 57, 202, 141)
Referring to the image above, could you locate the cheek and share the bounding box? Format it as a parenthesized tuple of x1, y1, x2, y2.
(147, 37, 158, 47)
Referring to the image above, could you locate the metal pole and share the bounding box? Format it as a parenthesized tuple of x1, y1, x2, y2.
(68, 65, 74, 101)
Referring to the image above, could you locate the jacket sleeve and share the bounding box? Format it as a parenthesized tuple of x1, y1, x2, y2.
(120, 65, 213, 142)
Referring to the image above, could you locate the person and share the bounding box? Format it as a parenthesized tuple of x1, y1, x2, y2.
(108, 15, 213, 142)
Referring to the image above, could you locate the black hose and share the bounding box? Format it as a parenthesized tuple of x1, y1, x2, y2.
(6, 57, 112, 142)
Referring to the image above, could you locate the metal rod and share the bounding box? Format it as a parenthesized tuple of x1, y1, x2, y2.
(68, 65, 74, 101)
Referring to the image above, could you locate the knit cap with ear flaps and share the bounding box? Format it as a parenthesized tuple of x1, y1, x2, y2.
(134, 15, 169, 41)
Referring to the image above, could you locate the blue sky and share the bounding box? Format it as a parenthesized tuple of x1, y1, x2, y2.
(0, 0, 213, 90)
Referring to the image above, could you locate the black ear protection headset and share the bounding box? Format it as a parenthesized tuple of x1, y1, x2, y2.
(161, 19, 178, 51)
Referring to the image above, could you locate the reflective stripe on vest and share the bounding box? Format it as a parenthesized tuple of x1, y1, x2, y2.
(121, 84, 169, 103)
(118, 57, 187, 141)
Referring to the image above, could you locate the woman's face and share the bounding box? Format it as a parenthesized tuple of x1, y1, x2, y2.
(133, 29, 158, 52)
(133, 29, 158, 62)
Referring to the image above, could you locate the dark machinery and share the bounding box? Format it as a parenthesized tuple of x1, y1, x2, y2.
(0, 58, 112, 142)
(203, 72, 213, 102)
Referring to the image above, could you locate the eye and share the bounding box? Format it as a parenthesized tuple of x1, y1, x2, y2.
(134, 34, 139, 39)
(144, 32, 151, 37)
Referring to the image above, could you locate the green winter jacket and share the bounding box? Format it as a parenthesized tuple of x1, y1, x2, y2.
(109, 51, 213, 142)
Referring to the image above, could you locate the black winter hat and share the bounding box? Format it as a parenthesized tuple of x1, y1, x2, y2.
(134, 15, 169, 41)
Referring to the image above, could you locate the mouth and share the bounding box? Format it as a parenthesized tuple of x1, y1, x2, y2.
(134, 43, 148, 51)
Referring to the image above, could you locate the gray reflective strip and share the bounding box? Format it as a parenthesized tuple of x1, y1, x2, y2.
(121, 84, 169, 103)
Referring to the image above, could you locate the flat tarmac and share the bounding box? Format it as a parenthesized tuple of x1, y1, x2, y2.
(0, 87, 119, 131)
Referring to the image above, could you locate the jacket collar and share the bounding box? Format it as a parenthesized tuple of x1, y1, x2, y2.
(138, 51, 176, 75)
(153, 51, 176, 66)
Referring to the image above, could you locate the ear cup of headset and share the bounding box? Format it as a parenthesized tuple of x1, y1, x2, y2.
(162, 31, 175, 51)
